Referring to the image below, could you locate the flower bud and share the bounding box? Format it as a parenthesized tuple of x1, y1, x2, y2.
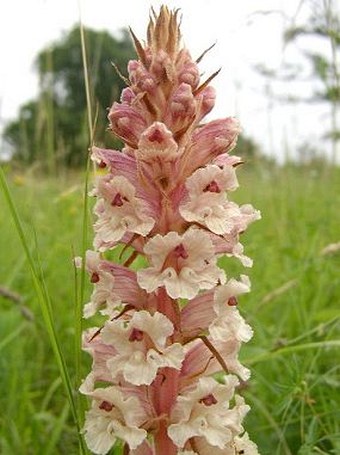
(120, 87, 136, 104)
(197, 85, 216, 119)
(128, 60, 157, 93)
(108, 102, 147, 147)
(166, 83, 196, 133)
(138, 121, 178, 162)
(177, 50, 200, 88)
(150, 49, 173, 79)
(186, 117, 241, 172)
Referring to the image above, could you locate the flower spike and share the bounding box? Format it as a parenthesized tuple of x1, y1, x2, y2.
(80, 6, 260, 455)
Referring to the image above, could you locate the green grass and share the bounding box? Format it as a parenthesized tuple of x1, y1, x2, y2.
(0, 163, 340, 454)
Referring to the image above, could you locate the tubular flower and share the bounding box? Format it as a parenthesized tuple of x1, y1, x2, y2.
(179, 165, 241, 235)
(101, 310, 185, 386)
(80, 6, 260, 455)
(80, 384, 148, 452)
(167, 376, 247, 449)
(137, 228, 225, 299)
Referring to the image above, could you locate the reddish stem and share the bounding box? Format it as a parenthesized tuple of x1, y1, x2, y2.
(154, 420, 177, 455)
(152, 367, 179, 455)
(153, 287, 181, 454)
(157, 287, 180, 333)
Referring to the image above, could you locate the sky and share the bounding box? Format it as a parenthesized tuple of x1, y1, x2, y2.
(0, 0, 336, 161)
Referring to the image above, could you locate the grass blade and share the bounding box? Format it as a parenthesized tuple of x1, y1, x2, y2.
(246, 340, 340, 365)
(0, 166, 86, 454)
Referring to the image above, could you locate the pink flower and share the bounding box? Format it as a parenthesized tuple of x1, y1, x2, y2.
(193, 431, 260, 454)
(179, 165, 239, 235)
(137, 228, 225, 299)
(209, 275, 253, 342)
(91, 146, 137, 181)
(80, 385, 147, 454)
(197, 86, 217, 120)
(180, 336, 251, 383)
(82, 331, 117, 384)
(108, 103, 147, 147)
(165, 83, 197, 133)
(93, 175, 155, 251)
(138, 122, 179, 162)
(177, 50, 200, 89)
(75, 251, 119, 318)
(128, 60, 157, 93)
(101, 310, 185, 385)
(149, 49, 172, 79)
(168, 376, 249, 449)
(182, 118, 241, 176)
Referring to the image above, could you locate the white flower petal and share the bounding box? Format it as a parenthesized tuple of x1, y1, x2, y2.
(137, 267, 168, 293)
(93, 176, 155, 249)
(139, 228, 223, 299)
(102, 311, 183, 385)
(235, 432, 260, 454)
(169, 376, 242, 448)
(168, 421, 199, 448)
(132, 310, 174, 347)
(82, 388, 147, 454)
(83, 408, 117, 454)
(180, 165, 241, 235)
(123, 350, 158, 385)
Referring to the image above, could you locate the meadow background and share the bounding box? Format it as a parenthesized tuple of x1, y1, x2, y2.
(1, 1, 340, 454)
(1, 161, 340, 455)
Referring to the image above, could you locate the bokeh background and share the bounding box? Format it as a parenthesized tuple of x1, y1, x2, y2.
(0, 1, 339, 454)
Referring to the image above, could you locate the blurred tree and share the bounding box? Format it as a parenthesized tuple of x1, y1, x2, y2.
(3, 26, 135, 169)
(253, 0, 340, 164)
(283, 0, 340, 163)
(236, 134, 261, 161)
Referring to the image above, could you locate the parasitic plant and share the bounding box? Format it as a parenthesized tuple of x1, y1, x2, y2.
(78, 6, 261, 455)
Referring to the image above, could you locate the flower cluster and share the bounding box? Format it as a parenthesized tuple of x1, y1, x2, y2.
(79, 6, 260, 455)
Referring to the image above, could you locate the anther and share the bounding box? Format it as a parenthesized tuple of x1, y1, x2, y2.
(227, 296, 238, 306)
(148, 128, 163, 143)
(111, 193, 124, 207)
(129, 328, 144, 342)
(203, 180, 221, 193)
(90, 272, 100, 283)
(174, 243, 189, 259)
(99, 401, 113, 412)
(199, 393, 218, 406)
